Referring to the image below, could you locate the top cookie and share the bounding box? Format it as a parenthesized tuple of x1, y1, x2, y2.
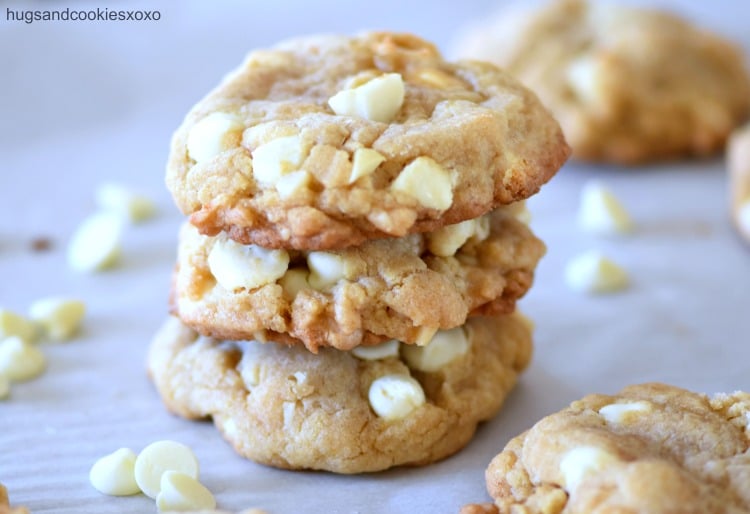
(166, 32, 569, 250)
(461, 382, 750, 514)
(454, 0, 750, 164)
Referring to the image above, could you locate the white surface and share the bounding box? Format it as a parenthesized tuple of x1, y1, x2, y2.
(2, 0, 750, 512)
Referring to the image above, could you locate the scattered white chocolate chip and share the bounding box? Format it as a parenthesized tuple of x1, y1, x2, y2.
(274, 170, 311, 200)
(328, 73, 405, 123)
(350, 148, 386, 183)
(306, 252, 346, 290)
(401, 327, 469, 372)
(279, 269, 310, 298)
(156, 471, 216, 512)
(133, 440, 199, 500)
(564, 251, 629, 294)
(578, 181, 633, 235)
(0, 309, 37, 342)
(187, 112, 243, 163)
(0, 375, 10, 400)
(207, 238, 289, 291)
(598, 401, 652, 423)
(252, 135, 305, 186)
(391, 157, 454, 211)
(368, 374, 426, 420)
(0, 337, 46, 382)
(559, 446, 620, 491)
(28, 297, 85, 342)
(95, 183, 157, 223)
(89, 448, 140, 496)
(427, 219, 477, 256)
(67, 212, 123, 272)
(351, 340, 400, 361)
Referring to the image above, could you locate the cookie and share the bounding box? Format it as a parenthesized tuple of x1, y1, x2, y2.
(461, 383, 750, 514)
(165, 32, 569, 250)
(728, 123, 750, 242)
(171, 206, 544, 352)
(0, 484, 28, 514)
(454, 0, 750, 164)
(148, 313, 533, 474)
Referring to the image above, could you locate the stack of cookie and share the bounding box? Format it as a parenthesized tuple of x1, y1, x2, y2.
(150, 32, 569, 473)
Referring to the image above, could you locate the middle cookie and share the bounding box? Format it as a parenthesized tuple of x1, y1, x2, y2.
(172, 207, 544, 352)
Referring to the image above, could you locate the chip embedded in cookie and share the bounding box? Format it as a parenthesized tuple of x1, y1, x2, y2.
(147, 313, 533, 474)
(461, 383, 750, 513)
(171, 207, 544, 352)
(728, 123, 750, 242)
(166, 32, 569, 250)
(454, 0, 750, 164)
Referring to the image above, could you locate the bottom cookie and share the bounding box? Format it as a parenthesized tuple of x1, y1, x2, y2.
(462, 383, 750, 514)
(148, 314, 533, 474)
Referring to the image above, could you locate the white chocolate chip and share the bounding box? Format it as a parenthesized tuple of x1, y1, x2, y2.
(251, 135, 305, 186)
(156, 471, 216, 512)
(279, 268, 310, 298)
(368, 374, 426, 419)
(735, 199, 750, 239)
(240, 356, 261, 387)
(350, 148, 386, 183)
(0, 337, 46, 382)
(566, 57, 604, 104)
(306, 252, 346, 290)
(564, 251, 629, 294)
(28, 297, 85, 341)
(598, 401, 652, 423)
(508, 201, 532, 225)
(559, 446, 620, 491)
(207, 238, 289, 292)
(427, 219, 477, 256)
(187, 112, 243, 163)
(89, 448, 140, 496)
(391, 157, 454, 211)
(0, 375, 10, 400)
(414, 325, 439, 346)
(275, 170, 311, 199)
(0, 309, 37, 342)
(67, 212, 123, 272)
(328, 73, 405, 123)
(351, 340, 400, 361)
(401, 327, 469, 372)
(473, 214, 491, 241)
(95, 183, 157, 223)
(578, 181, 633, 235)
(134, 440, 199, 500)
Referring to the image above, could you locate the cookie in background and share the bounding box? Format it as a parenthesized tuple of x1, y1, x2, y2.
(452, 0, 750, 164)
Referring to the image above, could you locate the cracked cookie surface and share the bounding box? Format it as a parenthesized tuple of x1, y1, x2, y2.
(148, 313, 533, 474)
(461, 383, 750, 514)
(166, 31, 568, 250)
(171, 207, 544, 352)
(455, 0, 750, 164)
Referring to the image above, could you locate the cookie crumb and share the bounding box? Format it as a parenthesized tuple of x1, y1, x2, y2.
(30, 237, 53, 252)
